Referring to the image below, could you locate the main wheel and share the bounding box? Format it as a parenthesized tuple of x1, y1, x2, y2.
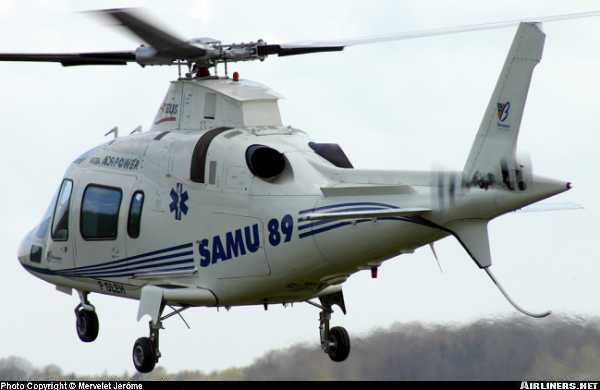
(132, 337, 156, 373)
(76, 309, 99, 343)
(327, 326, 351, 362)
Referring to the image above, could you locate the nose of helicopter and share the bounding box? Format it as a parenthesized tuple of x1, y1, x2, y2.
(17, 229, 34, 264)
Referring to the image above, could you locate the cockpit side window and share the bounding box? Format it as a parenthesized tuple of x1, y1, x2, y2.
(127, 191, 144, 239)
(51, 179, 73, 241)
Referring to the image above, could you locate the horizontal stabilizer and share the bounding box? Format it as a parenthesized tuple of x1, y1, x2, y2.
(301, 207, 430, 222)
(321, 184, 415, 197)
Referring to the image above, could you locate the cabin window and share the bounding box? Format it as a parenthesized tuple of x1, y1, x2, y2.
(127, 191, 144, 239)
(81, 185, 122, 241)
(51, 179, 73, 241)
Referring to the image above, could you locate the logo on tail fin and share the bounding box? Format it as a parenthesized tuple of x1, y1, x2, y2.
(497, 102, 511, 122)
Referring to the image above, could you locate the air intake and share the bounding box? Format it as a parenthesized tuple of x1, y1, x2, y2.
(246, 145, 286, 179)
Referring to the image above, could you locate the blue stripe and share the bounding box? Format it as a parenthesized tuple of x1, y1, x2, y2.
(57, 243, 193, 273)
(21, 263, 56, 276)
(299, 221, 357, 238)
(298, 219, 339, 231)
(77, 258, 195, 278)
(87, 264, 196, 278)
(22, 262, 196, 279)
(70, 257, 194, 277)
(121, 265, 196, 278)
(61, 250, 194, 275)
(299, 217, 416, 239)
(299, 217, 368, 231)
(299, 202, 398, 215)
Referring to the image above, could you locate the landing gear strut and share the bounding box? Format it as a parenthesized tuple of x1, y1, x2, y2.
(307, 290, 351, 362)
(132, 304, 190, 373)
(74, 291, 99, 343)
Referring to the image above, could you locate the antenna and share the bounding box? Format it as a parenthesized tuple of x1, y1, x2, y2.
(104, 126, 119, 139)
(429, 243, 443, 273)
(130, 125, 142, 135)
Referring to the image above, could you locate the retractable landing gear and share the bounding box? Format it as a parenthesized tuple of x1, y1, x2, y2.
(132, 305, 190, 373)
(75, 291, 99, 343)
(132, 321, 161, 373)
(307, 290, 350, 362)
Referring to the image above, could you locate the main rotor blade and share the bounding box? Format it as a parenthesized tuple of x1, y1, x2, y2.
(257, 44, 344, 57)
(273, 9, 600, 55)
(94, 8, 206, 59)
(0, 51, 136, 66)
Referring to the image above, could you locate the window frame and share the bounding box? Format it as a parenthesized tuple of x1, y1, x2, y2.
(50, 179, 73, 242)
(80, 183, 123, 242)
(127, 190, 145, 239)
(190, 127, 233, 183)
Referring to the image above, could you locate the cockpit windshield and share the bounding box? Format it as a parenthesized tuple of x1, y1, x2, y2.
(35, 185, 60, 239)
(51, 180, 73, 241)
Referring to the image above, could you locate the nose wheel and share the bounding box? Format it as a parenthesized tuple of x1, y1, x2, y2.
(75, 308, 99, 342)
(74, 291, 99, 343)
(131, 304, 190, 373)
(132, 330, 159, 373)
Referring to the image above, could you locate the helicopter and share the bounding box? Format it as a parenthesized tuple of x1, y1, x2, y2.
(8, 8, 596, 373)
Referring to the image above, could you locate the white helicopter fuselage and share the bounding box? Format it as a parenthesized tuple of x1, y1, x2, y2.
(17, 74, 566, 308)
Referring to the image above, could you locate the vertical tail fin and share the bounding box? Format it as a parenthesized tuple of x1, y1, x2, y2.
(463, 23, 545, 190)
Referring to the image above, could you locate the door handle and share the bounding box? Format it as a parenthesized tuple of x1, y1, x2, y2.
(47, 250, 63, 262)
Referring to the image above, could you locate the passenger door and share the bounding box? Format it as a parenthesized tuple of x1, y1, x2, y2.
(73, 172, 136, 273)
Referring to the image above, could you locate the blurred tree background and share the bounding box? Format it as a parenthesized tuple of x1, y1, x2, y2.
(2, 316, 598, 380)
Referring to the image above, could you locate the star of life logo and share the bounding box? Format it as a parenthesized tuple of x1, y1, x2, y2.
(169, 183, 189, 221)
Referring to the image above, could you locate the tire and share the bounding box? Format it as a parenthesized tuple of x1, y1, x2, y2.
(327, 326, 351, 362)
(132, 337, 156, 373)
(76, 310, 99, 343)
